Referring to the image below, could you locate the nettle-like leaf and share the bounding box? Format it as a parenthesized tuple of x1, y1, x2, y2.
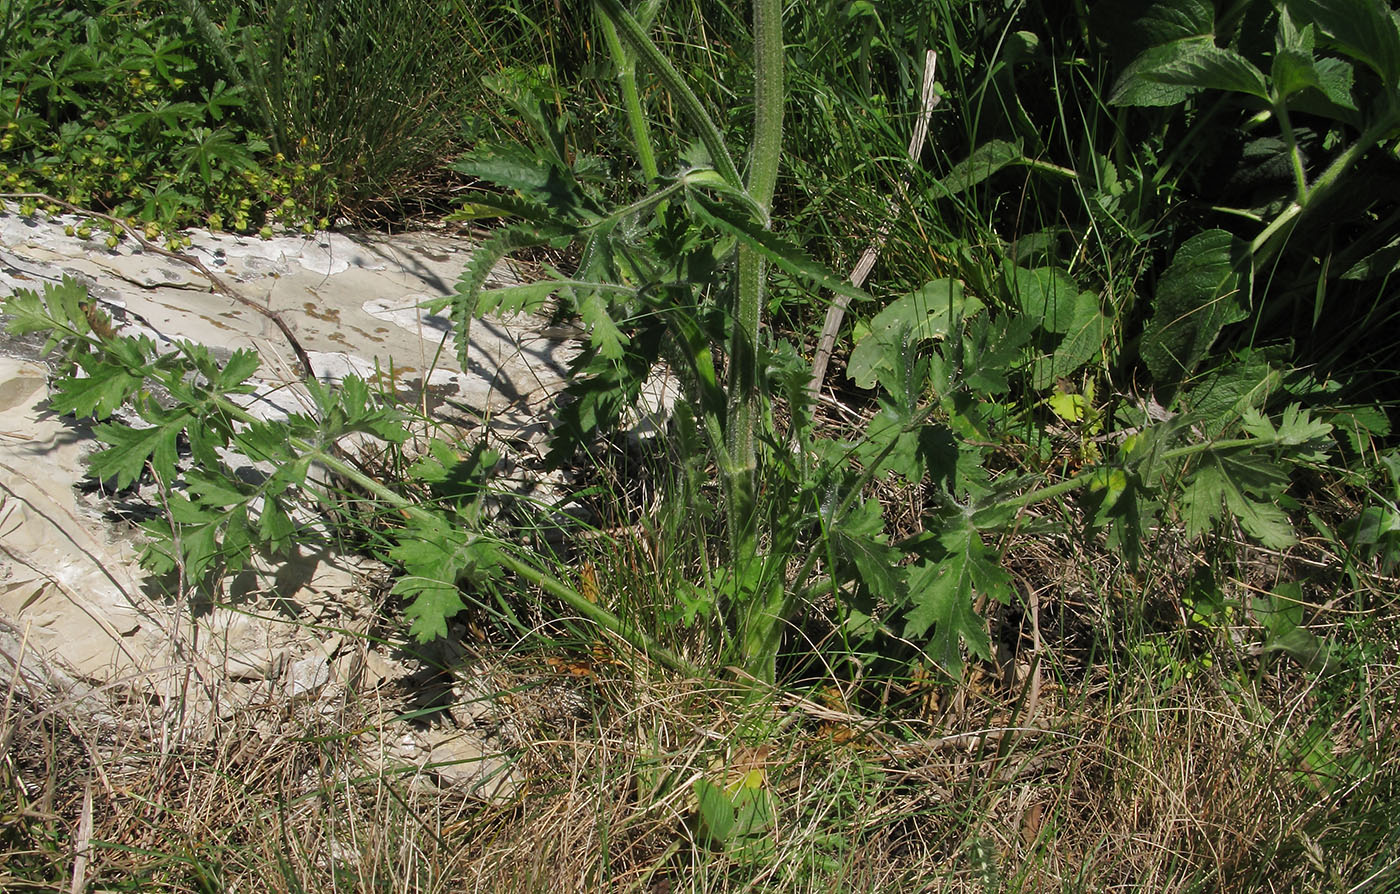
(903, 513, 1012, 671)
(1286, 0, 1400, 86)
(1141, 229, 1250, 386)
(1091, 0, 1215, 62)
(1110, 36, 1216, 106)
(1131, 43, 1270, 100)
(929, 139, 1024, 198)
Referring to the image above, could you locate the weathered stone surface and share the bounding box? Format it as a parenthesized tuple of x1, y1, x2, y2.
(0, 211, 645, 800)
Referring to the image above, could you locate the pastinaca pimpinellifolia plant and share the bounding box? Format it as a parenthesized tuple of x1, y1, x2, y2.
(0, 0, 1353, 688)
(437, 0, 1344, 683)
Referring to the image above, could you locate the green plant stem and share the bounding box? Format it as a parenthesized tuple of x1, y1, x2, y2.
(1273, 99, 1310, 203)
(596, 4, 659, 183)
(998, 435, 1290, 513)
(595, 0, 741, 189)
(730, 0, 785, 684)
(295, 445, 697, 676)
(1252, 108, 1400, 268)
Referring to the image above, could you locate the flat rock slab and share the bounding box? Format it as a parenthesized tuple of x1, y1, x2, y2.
(0, 213, 582, 431)
(0, 213, 641, 800)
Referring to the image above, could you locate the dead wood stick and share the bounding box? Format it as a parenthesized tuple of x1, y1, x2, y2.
(806, 50, 939, 401)
(1, 193, 314, 380)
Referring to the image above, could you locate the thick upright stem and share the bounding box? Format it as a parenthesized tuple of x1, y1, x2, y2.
(730, 0, 784, 682)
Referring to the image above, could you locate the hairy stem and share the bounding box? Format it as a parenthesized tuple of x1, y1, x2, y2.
(595, 0, 741, 189)
(596, 2, 659, 182)
(731, 0, 785, 683)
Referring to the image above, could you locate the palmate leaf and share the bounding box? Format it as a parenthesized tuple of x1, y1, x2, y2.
(1, 276, 108, 357)
(49, 359, 148, 419)
(390, 514, 499, 642)
(1180, 449, 1296, 548)
(903, 513, 1011, 672)
(140, 494, 254, 581)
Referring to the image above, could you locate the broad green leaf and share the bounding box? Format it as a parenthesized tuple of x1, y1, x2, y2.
(829, 497, 905, 604)
(1047, 390, 1093, 424)
(1180, 348, 1286, 434)
(1006, 266, 1081, 333)
(88, 404, 194, 489)
(903, 516, 1011, 671)
(693, 778, 736, 847)
(1090, 0, 1215, 61)
(1341, 234, 1400, 280)
(930, 140, 1023, 198)
(1272, 47, 1325, 100)
(1141, 229, 1249, 385)
(1138, 44, 1270, 100)
(847, 279, 972, 390)
(1287, 0, 1400, 86)
(391, 516, 498, 642)
(1310, 57, 1358, 109)
(49, 361, 146, 419)
(1257, 583, 1331, 671)
(1110, 37, 1214, 106)
(1030, 291, 1110, 390)
(451, 145, 594, 219)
